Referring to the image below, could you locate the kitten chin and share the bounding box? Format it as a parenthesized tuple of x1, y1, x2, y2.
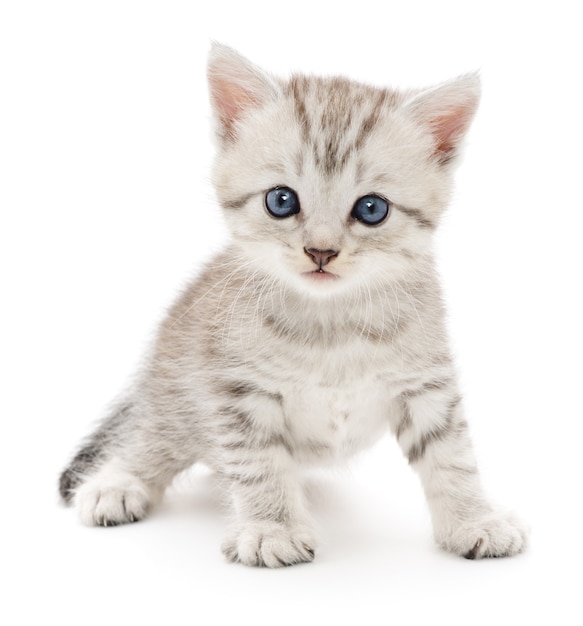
(292, 272, 345, 299)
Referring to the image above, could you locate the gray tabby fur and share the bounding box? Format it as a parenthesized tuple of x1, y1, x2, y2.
(59, 44, 528, 566)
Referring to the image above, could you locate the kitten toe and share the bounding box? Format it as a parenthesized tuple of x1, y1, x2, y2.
(437, 511, 529, 559)
(74, 463, 153, 526)
(222, 522, 316, 568)
(77, 484, 150, 526)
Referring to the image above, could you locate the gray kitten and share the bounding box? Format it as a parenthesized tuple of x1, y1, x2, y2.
(59, 44, 528, 567)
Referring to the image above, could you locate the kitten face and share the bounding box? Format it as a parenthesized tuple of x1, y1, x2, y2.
(209, 46, 479, 296)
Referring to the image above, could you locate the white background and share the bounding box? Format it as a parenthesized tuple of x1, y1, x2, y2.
(1, 1, 582, 624)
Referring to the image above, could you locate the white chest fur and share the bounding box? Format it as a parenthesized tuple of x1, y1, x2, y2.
(281, 375, 394, 463)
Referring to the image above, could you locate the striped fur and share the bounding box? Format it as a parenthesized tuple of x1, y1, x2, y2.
(59, 44, 527, 566)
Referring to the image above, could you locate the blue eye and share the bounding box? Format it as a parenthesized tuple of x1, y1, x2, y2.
(265, 187, 300, 218)
(351, 194, 390, 226)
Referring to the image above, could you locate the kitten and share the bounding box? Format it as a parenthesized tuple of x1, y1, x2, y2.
(59, 43, 528, 567)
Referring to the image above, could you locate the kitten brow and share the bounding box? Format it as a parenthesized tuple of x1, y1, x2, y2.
(394, 205, 436, 229)
(222, 191, 262, 210)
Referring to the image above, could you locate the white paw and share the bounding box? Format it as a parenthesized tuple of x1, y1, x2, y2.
(436, 511, 529, 559)
(222, 522, 317, 568)
(74, 465, 152, 527)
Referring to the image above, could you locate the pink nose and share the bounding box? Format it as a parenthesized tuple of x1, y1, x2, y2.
(304, 247, 339, 268)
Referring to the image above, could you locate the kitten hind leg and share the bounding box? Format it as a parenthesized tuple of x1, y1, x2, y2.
(60, 401, 180, 527)
(395, 386, 529, 558)
(74, 457, 161, 526)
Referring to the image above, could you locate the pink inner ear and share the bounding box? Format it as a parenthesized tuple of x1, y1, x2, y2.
(209, 76, 259, 139)
(430, 102, 475, 160)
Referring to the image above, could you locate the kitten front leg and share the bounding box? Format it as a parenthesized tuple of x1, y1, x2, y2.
(219, 427, 316, 567)
(395, 381, 529, 558)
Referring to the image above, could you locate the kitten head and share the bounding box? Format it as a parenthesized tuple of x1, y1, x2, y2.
(207, 43, 479, 296)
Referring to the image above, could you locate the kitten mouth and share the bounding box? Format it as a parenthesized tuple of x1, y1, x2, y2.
(302, 269, 338, 281)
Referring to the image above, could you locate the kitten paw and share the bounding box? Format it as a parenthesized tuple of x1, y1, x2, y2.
(436, 512, 529, 559)
(74, 467, 152, 526)
(222, 522, 316, 568)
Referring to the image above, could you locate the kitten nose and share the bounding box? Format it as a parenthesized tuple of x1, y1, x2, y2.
(304, 247, 339, 269)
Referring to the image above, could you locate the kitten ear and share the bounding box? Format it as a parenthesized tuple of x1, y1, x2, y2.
(404, 73, 481, 163)
(207, 43, 281, 141)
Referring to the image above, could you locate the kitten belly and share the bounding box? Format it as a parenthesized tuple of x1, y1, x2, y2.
(281, 378, 393, 464)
